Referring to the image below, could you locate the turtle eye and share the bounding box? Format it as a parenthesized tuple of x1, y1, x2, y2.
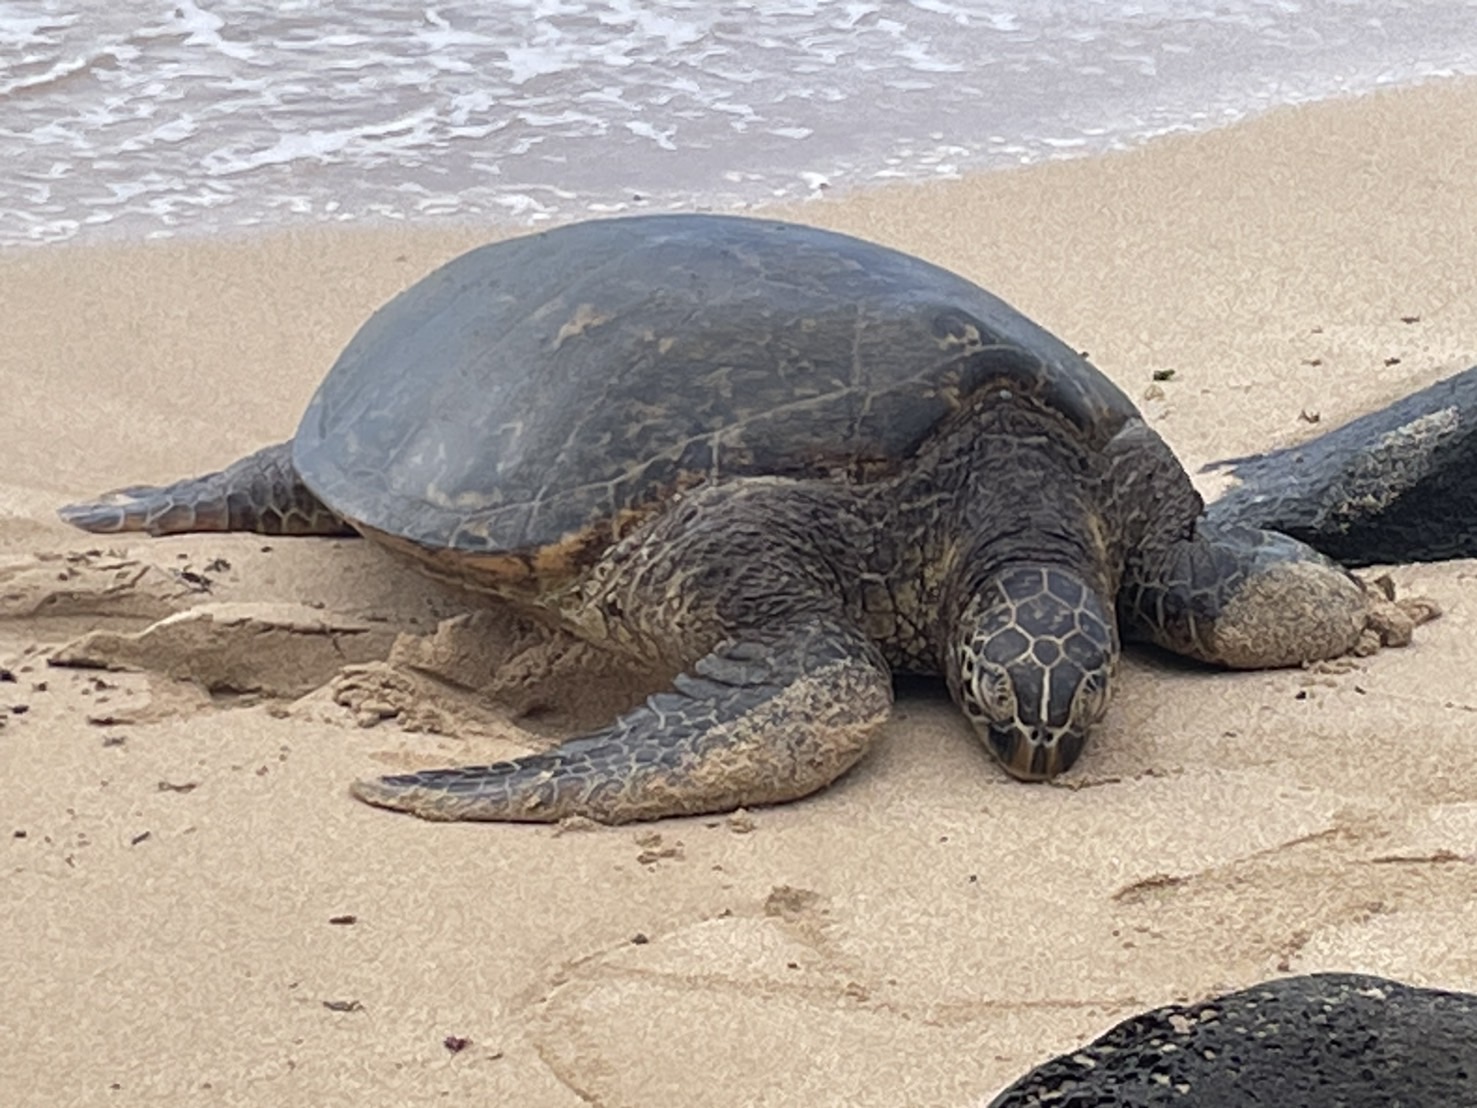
(969, 663, 1016, 723)
(1069, 670, 1111, 730)
(987, 669, 1016, 716)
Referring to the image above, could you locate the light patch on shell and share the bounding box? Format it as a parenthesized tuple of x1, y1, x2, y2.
(552, 302, 615, 348)
(423, 476, 496, 512)
(931, 313, 984, 352)
(356, 521, 600, 599)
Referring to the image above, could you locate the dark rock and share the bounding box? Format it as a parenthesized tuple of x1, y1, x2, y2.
(988, 973, 1477, 1107)
(1205, 365, 1477, 566)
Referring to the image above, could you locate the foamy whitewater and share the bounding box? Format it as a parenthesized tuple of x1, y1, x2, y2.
(3, 0, 1476, 246)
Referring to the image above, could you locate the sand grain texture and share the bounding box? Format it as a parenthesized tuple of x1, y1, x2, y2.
(3, 80, 1476, 1107)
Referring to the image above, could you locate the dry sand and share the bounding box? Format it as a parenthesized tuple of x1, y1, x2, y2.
(3, 79, 1476, 1107)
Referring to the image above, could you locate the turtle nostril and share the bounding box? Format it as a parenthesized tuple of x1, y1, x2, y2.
(982, 722, 1088, 781)
(987, 723, 1055, 782)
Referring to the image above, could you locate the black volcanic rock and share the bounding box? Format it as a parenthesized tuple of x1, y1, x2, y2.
(1205, 364, 1477, 566)
(988, 973, 1477, 1107)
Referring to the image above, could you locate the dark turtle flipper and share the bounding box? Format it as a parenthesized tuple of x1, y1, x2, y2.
(1120, 522, 1436, 669)
(350, 620, 893, 824)
(58, 441, 354, 537)
(1204, 364, 1477, 566)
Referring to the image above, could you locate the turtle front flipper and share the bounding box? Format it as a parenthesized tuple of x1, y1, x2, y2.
(1121, 522, 1439, 668)
(58, 441, 353, 537)
(351, 620, 893, 824)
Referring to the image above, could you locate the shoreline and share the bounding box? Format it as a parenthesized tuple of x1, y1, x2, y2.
(8, 55, 1477, 252)
(5, 73, 1474, 257)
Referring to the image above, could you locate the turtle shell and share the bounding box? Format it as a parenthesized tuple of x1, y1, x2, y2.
(293, 214, 1137, 577)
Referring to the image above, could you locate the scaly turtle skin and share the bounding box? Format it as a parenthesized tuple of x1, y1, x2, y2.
(1205, 363, 1477, 566)
(59, 214, 1419, 824)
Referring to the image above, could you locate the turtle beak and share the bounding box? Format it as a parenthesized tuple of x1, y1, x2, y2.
(985, 723, 1086, 781)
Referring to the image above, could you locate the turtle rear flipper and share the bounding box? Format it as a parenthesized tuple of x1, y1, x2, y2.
(1121, 522, 1438, 668)
(58, 441, 353, 537)
(350, 620, 893, 824)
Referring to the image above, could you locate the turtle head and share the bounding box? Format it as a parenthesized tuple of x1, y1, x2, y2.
(951, 564, 1118, 781)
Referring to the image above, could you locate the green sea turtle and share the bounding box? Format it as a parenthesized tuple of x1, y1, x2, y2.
(59, 214, 1428, 824)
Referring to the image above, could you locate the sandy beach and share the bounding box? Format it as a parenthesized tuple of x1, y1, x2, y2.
(3, 78, 1476, 1106)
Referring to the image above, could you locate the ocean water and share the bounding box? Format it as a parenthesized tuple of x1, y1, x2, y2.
(3, 0, 1476, 247)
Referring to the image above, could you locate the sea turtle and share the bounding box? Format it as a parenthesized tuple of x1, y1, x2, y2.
(59, 214, 1427, 824)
